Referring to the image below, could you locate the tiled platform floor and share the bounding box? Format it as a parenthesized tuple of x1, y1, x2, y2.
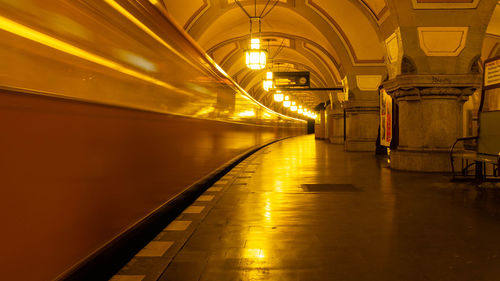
(112, 135, 500, 281)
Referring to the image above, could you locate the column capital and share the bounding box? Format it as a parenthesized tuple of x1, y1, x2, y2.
(343, 100, 379, 112)
(382, 74, 481, 101)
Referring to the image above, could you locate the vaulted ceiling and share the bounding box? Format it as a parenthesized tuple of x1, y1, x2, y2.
(155, 0, 500, 109)
(155, 0, 388, 109)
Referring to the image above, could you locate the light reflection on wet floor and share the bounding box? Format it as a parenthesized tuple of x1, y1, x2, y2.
(159, 135, 500, 281)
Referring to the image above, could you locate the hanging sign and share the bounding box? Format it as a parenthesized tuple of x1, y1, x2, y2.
(274, 72, 310, 88)
(380, 88, 392, 147)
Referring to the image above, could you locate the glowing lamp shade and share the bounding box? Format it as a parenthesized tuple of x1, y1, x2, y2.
(298, 108, 303, 114)
(246, 38, 266, 70)
(246, 50, 267, 69)
(251, 38, 261, 49)
(274, 91, 284, 102)
(283, 96, 291, 107)
(290, 101, 297, 112)
(263, 71, 273, 91)
(263, 80, 273, 91)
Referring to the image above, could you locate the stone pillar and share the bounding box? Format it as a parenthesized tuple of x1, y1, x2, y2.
(328, 108, 345, 144)
(383, 74, 480, 172)
(344, 100, 379, 151)
(326, 107, 334, 142)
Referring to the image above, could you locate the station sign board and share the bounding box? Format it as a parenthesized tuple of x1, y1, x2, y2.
(274, 72, 310, 88)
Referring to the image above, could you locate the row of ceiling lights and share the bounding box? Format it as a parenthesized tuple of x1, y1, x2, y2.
(238, 1, 317, 120)
(243, 31, 317, 120)
(264, 71, 317, 119)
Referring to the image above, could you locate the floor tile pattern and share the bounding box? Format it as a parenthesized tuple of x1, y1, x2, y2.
(112, 135, 500, 281)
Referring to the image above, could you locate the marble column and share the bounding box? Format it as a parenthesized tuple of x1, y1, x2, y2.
(383, 74, 480, 172)
(328, 108, 345, 144)
(315, 109, 326, 139)
(344, 100, 379, 151)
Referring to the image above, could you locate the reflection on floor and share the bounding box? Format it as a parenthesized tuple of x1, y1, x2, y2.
(112, 135, 500, 281)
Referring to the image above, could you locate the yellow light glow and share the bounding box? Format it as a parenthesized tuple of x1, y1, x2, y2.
(0, 14, 186, 94)
(266, 71, 273, 79)
(104, 0, 199, 72)
(291, 105, 297, 111)
(283, 100, 291, 107)
(274, 93, 284, 102)
(251, 38, 261, 49)
(263, 79, 273, 91)
(246, 49, 267, 70)
(298, 108, 303, 114)
(245, 248, 265, 259)
(238, 110, 256, 117)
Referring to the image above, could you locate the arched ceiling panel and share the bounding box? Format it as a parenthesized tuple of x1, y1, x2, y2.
(358, 0, 389, 22)
(483, 3, 500, 60)
(307, 0, 385, 63)
(196, 5, 335, 57)
(164, 0, 209, 29)
(209, 42, 239, 64)
(206, 34, 341, 87)
(487, 3, 500, 37)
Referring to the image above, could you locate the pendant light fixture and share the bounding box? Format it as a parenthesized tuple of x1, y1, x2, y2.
(283, 95, 291, 107)
(273, 90, 284, 102)
(236, 0, 279, 70)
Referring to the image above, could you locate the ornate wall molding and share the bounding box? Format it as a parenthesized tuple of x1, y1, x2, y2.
(418, 27, 469, 57)
(356, 75, 382, 91)
(412, 0, 480, 10)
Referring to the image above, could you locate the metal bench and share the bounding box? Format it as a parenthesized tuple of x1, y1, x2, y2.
(450, 92, 500, 181)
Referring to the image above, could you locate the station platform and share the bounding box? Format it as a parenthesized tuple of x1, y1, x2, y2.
(111, 135, 500, 281)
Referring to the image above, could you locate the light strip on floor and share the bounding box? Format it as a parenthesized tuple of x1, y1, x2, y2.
(0, 15, 192, 94)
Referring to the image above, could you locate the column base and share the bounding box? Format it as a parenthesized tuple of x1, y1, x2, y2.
(345, 139, 376, 152)
(390, 148, 451, 172)
(329, 136, 344, 144)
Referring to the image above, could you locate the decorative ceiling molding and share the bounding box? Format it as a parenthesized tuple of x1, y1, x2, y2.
(219, 43, 240, 67)
(412, 0, 480, 10)
(306, 0, 385, 65)
(356, 75, 382, 91)
(183, 0, 209, 31)
(358, 0, 389, 23)
(206, 32, 342, 83)
(303, 42, 342, 84)
(418, 27, 469, 56)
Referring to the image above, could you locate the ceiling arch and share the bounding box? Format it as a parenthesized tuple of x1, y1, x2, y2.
(160, 0, 389, 109)
(210, 36, 339, 88)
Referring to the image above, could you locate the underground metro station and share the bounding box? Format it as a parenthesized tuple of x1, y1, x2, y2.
(1, 0, 500, 280)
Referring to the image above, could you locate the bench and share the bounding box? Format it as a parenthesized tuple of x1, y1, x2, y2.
(450, 111, 500, 182)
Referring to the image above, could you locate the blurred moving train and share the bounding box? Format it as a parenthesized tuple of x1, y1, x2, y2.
(0, 1, 306, 280)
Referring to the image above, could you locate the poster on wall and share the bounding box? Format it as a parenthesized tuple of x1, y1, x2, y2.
(380, 89, 392, 147)
(484, 56, 500, 90)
